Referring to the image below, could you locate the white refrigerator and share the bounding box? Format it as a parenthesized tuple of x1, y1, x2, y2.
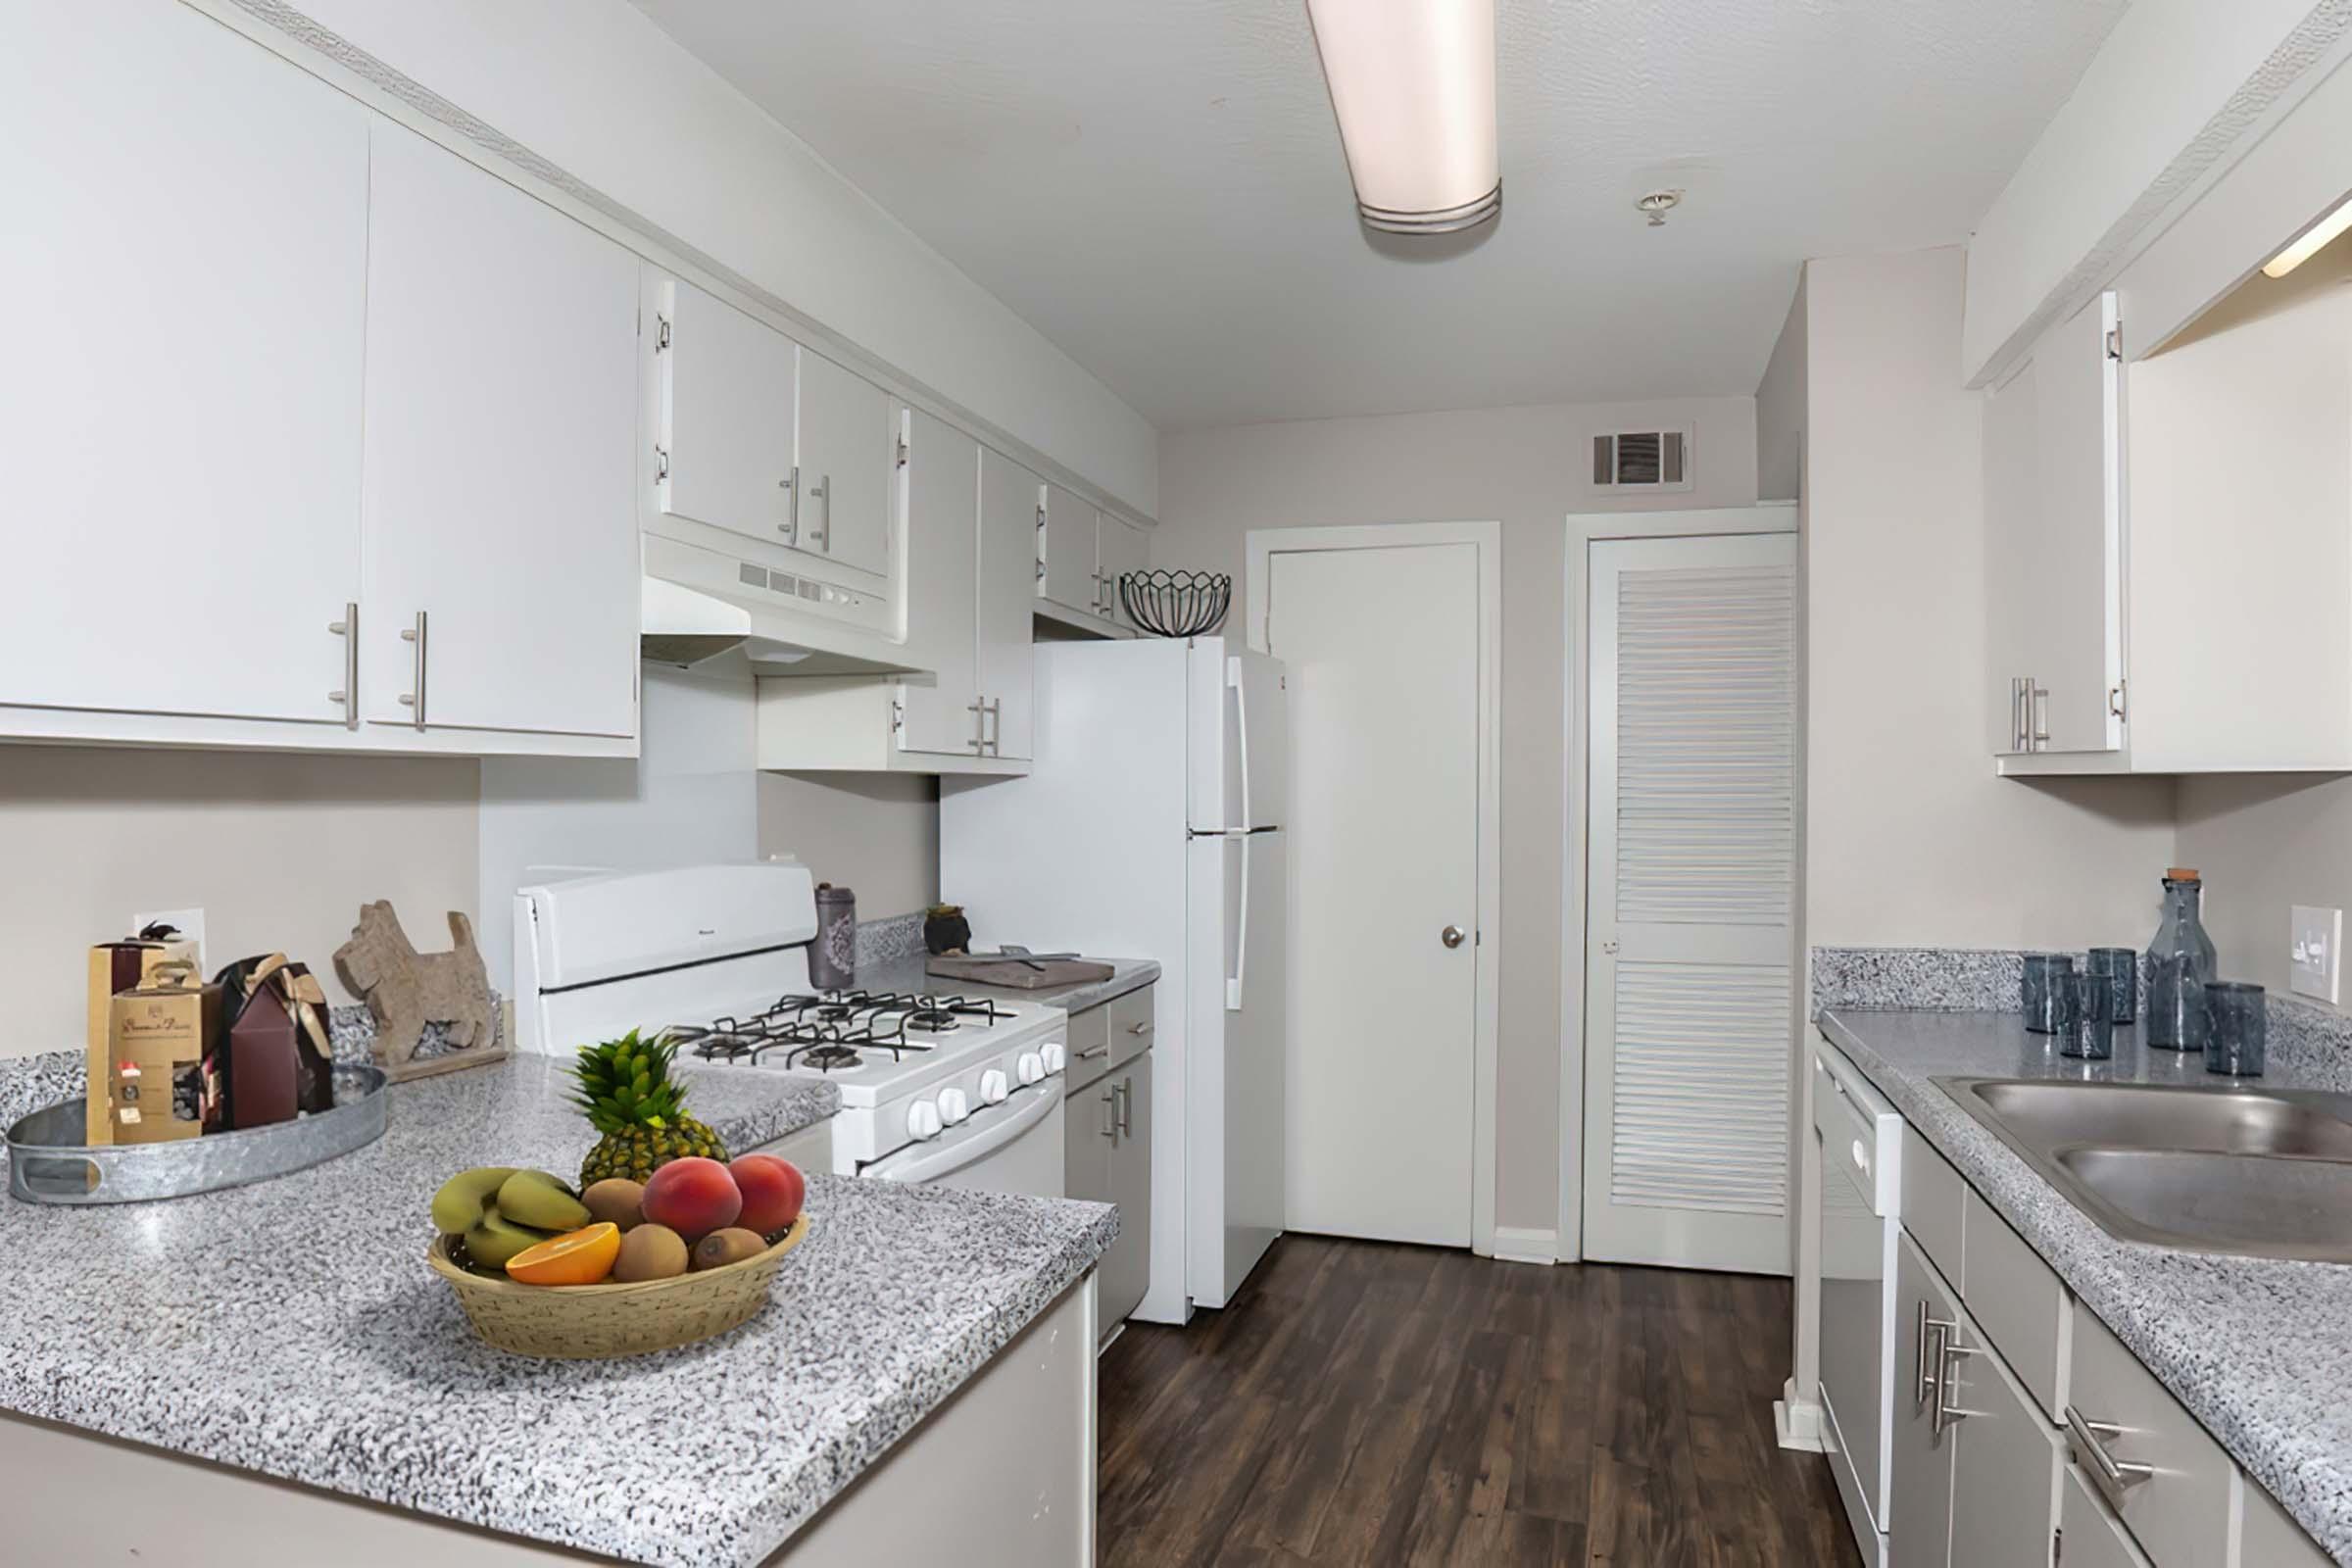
(941, 636, 1287, 1321)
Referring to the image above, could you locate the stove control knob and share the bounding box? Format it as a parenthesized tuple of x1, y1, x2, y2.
(1040, 1041, 1067, 1076)
(937, 1087, 971, 1126)
(1016, 1051, 1046, 1087)
(906, 1100, 945, 1141)
(978, 1068, 1009, 1104)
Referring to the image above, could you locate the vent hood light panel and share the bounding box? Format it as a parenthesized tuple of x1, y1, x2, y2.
(639, 539, 916, 677)
(1307, 0, 1499, 235)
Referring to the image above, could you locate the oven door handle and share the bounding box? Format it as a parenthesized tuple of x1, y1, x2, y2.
(868, 1087, 1058, 1184)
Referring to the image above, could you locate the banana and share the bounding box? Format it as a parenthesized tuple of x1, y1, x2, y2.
(430, 1167, 517, 1236)
(465, 1203, 552, 1270)
(496, 1169, 592, 1234)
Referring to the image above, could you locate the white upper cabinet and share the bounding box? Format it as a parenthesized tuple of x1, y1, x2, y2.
(1984, 290, 2124, 762)
(898, 413, 984, 757)
(979, 450, 1041, 761)
(795, 347, 895, 576)
(0, 4, 368, 728)
(656, 279, 798, 550)
(1099, 513, 1150, 629)
(1039, 482, 1098, 614)
(359, 129, 641, 740)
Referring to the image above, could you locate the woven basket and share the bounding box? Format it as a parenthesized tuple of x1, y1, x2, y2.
(428, 1215, 809, 1359)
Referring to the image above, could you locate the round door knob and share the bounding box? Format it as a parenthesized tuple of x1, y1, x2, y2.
(906, 1100, 944, 1141)
(978, 1068, 1010, 1104)
(937, 1087, 971, 1126)
(1016, 1051, 1046, 1087)
(1040, 1041, 1067, 1075)
(1442, 924, 1467, 949)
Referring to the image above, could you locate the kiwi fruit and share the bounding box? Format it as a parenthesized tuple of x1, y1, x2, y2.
(612, 1223, 689, 1283)
(582, 1178, 647, 1232)
(690, 1227, 767, 1272)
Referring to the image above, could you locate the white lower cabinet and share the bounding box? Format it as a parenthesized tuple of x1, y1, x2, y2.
(1065, 1023, 1152, 1341)
(2066, 1304, 2231, 1568)
(1943, 1309, 2062, 1568)
(1891, 1235, 1960, 1568)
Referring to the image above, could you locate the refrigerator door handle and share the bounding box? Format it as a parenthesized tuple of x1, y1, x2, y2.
(1228, 656, 1251, 833)
(1227, 830, 1250, 1011)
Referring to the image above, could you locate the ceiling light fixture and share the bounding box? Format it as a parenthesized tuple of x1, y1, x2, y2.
(1305, 0, 1498, 235)
(2263, 192, 2352, 278)
(1637, 191, 1682, 227)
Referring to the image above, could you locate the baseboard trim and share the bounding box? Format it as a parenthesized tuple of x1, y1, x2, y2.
(1491, 1226, 1559, 1266)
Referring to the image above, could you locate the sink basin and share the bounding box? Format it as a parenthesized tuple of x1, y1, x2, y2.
(1936, 1076, 2352, 1261)
(1959, 1079, 2352, 1159)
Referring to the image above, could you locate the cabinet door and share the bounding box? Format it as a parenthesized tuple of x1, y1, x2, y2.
(658, 279, 798, 549)
(1039, 481, 1097, 613)
(1099, 514, 1150, 629)
(1063, 1078, 1112, 1203)
(1890, 1234, 1958, 1568)
(359, 127, 641, 739)
(1984, 291, 2123, 757)
(1, 6, 368, 726)
(795, 347, 894, 575)
(2055, 1464, 2153, 1568)
(1944, 1315, 2061, 1568)
(977, 451, 1040, 760)
(898, 412, 983, 756)
(1102, 1055, 1153, 1328)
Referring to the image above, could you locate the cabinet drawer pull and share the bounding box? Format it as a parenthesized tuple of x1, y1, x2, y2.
(1076, 1044, 1109, 1060)
(1128, 1021, 1154, 1037)
(2065, 1406, 2154, 1512)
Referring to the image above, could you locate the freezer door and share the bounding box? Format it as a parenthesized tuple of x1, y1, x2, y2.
(1189, 641, 1289, 832)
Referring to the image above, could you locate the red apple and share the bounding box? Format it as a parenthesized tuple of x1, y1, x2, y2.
(730, 1153, 807, 1237)
(639, 1156, 742, 1242)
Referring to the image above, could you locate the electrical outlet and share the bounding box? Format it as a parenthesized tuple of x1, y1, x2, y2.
(130, 907, 206, 975)
(2291, 906, 2341, 1004)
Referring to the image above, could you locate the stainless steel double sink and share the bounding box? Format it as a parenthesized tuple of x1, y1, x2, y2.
(1937, 1077, 2352, 1262)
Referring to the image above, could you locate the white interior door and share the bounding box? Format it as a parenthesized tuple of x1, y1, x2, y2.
(1271, 543, 1480, 1247)
(1582, 531, 1798, 1272)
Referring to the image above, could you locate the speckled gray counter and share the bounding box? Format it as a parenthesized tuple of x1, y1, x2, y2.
(854, 953, 1160, 1015)
(0, 1054, 1114, 1567)
(1818, 1008, 2352, 1563)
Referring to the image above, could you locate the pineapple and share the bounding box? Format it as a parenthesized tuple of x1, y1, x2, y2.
(570, 1030, 728, 1187)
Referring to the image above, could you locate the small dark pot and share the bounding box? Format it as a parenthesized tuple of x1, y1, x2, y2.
(925, 906, 972, 956)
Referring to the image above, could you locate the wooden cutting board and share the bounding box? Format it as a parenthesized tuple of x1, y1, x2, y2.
(926, 956, 1115, 991)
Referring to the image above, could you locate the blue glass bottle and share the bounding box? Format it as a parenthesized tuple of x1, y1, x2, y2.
(2145, 869, 2218, 1051)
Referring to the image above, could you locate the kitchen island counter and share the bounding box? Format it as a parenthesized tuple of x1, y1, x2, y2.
(0, 1054, 1114, 1567)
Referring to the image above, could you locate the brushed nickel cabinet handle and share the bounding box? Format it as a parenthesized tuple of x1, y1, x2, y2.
(1077, 1044, 1109, 1060)
(397, 611, 427, 731)
(808, 472, 829, 549)
(1101, 1089, 1116, 1141)
(2065, 1406, 2154, 1511)
(327, 602, 358, 730)
(1128, 1021, 1153, 1037)
(1115, 1078, 1133, 1139)
(1934, 1338, 1984, 1434)
(778, 466, 799, 543)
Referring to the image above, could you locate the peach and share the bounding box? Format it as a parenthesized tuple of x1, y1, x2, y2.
(730, 1153, 807, 1237)
(639, 1156, 742, 1242)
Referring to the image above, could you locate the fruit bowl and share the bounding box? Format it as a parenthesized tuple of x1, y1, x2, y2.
(428, 1215, 809, 1359)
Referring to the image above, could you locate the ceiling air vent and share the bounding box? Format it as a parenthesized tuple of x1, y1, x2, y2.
(1592, 427, 1692, 491)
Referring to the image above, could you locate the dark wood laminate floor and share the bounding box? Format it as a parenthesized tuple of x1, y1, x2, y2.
(1098, 1235, 1860, 1567)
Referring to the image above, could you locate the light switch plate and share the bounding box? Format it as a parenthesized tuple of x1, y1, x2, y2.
(130, 907, 206, 977)
(2291, 906, 2340, 1004)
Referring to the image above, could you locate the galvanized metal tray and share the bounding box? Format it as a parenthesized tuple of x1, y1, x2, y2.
(6, 1064, 389, 1204)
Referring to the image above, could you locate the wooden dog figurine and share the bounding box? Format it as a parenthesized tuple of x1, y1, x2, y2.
(333, 903, 503, 1082)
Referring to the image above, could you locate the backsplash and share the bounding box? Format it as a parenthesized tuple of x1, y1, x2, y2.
(854, 910, 927, 970)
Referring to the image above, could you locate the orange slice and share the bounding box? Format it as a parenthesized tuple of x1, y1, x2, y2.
(505, 1222, 621, 1286)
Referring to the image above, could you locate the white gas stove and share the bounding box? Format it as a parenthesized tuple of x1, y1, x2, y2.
(514, 864, 1067, 1192)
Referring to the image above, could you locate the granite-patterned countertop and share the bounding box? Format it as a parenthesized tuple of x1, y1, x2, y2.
(857, 953, 1159, 1014)
(0, 1054, 1114, 1567)
(1819, 1008, 2352, 1564)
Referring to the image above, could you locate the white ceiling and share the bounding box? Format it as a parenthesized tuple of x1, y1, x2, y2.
(631, 0, 2131, 431)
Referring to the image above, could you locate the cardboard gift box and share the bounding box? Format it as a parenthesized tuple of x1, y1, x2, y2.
(84, 930, 200, 1145)
(103, 962, 220, 1145)
(208, 954, 335, 1132)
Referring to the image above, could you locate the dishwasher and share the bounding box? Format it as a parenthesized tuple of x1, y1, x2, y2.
(1814, 1040, 1903, 1568)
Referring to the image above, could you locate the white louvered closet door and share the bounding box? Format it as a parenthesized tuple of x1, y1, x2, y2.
(1583, 532, 1798, 1273)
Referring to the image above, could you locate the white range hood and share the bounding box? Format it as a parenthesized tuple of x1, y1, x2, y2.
(640, 531, 916, 676)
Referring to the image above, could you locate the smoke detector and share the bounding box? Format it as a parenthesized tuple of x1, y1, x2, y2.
(1637, 190, 1683, 227)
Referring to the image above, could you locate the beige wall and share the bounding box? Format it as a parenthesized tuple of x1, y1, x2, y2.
(1756, 278, 1808, 504)
(2176, 774, 2352, 1002)
(1152, 395, 1760, 1236)
(0, 746, 477, 1058)
(760, 772, 939, 917)
(1802, 247, 2175, 950)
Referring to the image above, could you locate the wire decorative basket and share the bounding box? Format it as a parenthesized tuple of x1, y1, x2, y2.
(1118, 570, 1233, 638)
